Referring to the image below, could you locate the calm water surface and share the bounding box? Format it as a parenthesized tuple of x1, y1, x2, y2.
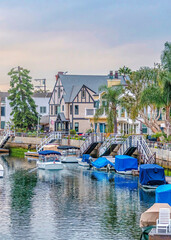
(0, 155, 158, 240)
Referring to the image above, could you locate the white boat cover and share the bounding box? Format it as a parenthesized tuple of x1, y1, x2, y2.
(140, 203, 171, 227)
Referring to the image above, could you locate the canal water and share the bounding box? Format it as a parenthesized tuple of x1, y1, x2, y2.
(0, 155, 168, 240)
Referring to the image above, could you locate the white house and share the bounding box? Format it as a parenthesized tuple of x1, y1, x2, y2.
(0, 92, 51, 130)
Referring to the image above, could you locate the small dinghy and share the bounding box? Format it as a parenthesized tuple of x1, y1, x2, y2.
(0, 164, 4, 177)
(77, 154, 92, 167)
(91, 157, 115, 171)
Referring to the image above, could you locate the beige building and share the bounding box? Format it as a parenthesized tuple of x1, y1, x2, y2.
(49, 71, 128, 133)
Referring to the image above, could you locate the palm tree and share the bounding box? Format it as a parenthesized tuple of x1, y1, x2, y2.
(161, 42, 171, 137)
(95, 85, 123, 134)
(118, 66, 132, 76)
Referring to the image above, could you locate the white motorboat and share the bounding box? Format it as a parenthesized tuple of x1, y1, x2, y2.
(0, 164, 4, 177)
(37, 150, 63, 170)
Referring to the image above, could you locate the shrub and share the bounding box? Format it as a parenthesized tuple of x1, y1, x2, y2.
(70, 129, 76, 135)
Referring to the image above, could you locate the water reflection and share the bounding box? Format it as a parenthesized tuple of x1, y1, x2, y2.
(10, 170, 37, 239)
(0, 157, 157, 240)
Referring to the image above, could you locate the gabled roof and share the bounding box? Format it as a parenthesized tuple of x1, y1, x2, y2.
(59, 74, 127, 102)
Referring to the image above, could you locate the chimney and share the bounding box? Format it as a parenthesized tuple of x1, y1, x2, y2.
(55, 71, 64, 81)
(109, 70, 113, 79)
(115, 71, 118, 79)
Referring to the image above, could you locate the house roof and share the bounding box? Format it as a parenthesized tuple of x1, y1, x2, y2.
(59, 74, 126, 102)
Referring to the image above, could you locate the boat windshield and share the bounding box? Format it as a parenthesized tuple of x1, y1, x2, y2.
(39, 155, 60, 162)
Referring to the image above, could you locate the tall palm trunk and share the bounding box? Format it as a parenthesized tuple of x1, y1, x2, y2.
(113, 106, 117, 134)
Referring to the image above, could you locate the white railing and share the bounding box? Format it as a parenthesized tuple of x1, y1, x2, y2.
(99, 134, 123, 156)
(118, 135, 156, 164)
(80, 133, 105, 155)
(36, 131, 62, 152)
(0, 130, 15, 148)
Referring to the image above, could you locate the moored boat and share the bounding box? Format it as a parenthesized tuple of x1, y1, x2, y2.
(77, 154, 92, 167)
(91, 157, 115, 171)
(58, 146, 80, 163)
(139, 164, 166, 190)
(37, 150, 63, 170)
(115, 155, 138, 175)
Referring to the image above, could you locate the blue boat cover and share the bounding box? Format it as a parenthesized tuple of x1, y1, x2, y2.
(91, 157, 115, 169)
(139, 164, 166, 186)
(39, 150, 61, 155)
(82, 154, 91, 163)
(156, 184, 171, 205)
(115, 155, 138, 171)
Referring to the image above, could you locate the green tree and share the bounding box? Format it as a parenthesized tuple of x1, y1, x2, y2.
(122, 66, 163, 134)
(118, 66, 132, 76)
(95, 85, 123, 134)
(8, 66, 38, 130)
(161, 42, 171, 137)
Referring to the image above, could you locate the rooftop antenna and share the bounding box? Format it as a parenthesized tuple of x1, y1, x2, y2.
(34, 78, 46, 92)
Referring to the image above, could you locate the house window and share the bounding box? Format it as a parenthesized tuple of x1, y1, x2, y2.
(1, 107, 5, 117)
(75, 122, 79, 132)
(94, 101, 99, 109)
(1, 121, 5, 129)
(58, 87, 61, 98)
(51, 105, 53, 115)
(142, 124, 147, 134)
(70, 105, 72, 115)
(40, 106, 46, 114)
(62, 105, 64, 111)
(55, 106, 58, 115)
(75, 105, 79, 115)
(82, 89, 86, 98)
(121, 108, 125, 117)
(102, 101, 107, 107)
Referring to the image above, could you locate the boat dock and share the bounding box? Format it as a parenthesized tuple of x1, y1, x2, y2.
(25, 151, 39, 157)
(165, 176, 171, 184)
(0, 148, 9, 154)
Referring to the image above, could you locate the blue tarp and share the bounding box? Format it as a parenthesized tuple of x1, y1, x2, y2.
(156, 184, 171, 205)
(91, 157, 115, 169)
(115, 155, 138, 171)
(39, 150, 61, 155)
(82, 154, 91, 163)
(139, 164, 166, 186)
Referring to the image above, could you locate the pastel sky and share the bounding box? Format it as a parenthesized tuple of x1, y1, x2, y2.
(0, 0, 171, 91)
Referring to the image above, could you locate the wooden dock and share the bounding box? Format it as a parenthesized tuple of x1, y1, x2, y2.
(165, 176, 171, 184)
(0, 148, 9, 154)
(25, 151, 39, 157)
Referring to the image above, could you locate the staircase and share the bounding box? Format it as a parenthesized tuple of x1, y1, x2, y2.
(80, 133, 105, 155)
(36, 132, 62, 152)
(99, 134, 123, 156)
(118, 135, 156, 164)
(0, 130, 15, 148)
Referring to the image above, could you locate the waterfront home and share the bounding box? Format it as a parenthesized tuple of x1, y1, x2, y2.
(0, 91, 51, 131)
(49, 71, 128, 133)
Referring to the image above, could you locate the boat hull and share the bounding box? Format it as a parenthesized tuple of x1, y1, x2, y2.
(77, 158, 90, 167)
(37, 161, 63, 170)
(116, 170, 133, 175)
(61, 156, 78, 163)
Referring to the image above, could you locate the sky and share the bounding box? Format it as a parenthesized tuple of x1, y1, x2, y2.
(0, 0, 171, 91)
